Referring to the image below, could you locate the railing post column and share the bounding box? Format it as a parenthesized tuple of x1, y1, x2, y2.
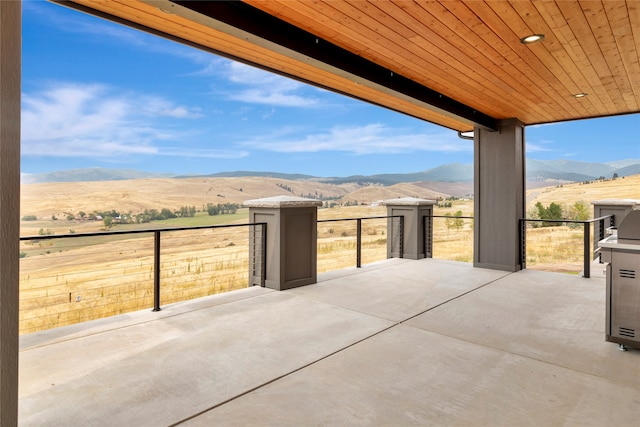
(520, 219, 527, 269)
(245, 196, 322, 290)
(260, 223, 267, 287)
(383, 198, 435, 260)
(153, 231, 161, 311)
(356, 218, 362, 268)
(583, 222, 591, 278)
(399, 216, 405, 258)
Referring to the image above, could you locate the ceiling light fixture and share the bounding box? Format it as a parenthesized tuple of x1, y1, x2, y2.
(520, 34, 545, 44)
(572, 93, 588, 98)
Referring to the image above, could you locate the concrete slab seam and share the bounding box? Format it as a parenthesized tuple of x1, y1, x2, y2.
(170, 271, 516, 425)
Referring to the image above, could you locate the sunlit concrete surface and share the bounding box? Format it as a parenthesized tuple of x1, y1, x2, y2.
(19, 259, 640, 426)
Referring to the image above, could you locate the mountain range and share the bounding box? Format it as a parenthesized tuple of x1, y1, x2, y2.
(21, 158, 640, 185)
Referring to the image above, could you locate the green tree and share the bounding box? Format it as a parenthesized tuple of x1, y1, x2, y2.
(547, 202, 562, 220)
(570, 201, 590, 221)
(535, 202, 563, 227)
(452, 210, 464, 231)
(445, 212, 454, 230)
(160, 208, 177, 219)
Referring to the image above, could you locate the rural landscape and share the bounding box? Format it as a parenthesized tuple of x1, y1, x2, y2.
(19, 161, 640, 335)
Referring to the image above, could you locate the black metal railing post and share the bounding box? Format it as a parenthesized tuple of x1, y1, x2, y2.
(598, 218, 605, 243)
(519, 215, 613, 277)
(424, 215, 433, 258)
(153, 230, 161, 311)
(596, 217, 605, 262)
(520, 219, 527, 269)
(356, 218, 362, 268)
(583, 222, 591, 278)
(318, 215, 399, 267)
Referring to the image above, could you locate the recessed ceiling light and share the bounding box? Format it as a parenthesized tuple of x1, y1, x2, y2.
(520, 34, 545, 44)
(572, 93, 588, 98)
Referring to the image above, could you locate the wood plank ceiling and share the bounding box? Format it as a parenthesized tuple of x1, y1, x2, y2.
(62, 0, 640, 132)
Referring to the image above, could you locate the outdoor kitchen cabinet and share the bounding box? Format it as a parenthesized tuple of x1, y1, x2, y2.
(599, 210, 640, 351)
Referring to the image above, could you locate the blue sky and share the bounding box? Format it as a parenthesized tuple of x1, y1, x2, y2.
(21, 1, 640, 177)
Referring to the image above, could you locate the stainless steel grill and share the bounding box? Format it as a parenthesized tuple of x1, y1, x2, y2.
(599, 210, 640, 351)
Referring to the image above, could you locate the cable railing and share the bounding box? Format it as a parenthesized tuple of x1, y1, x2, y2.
(317, 215, 403, 272)
(425, 215, 474, 262)
(18, 208, 611, 334)
(19, 222, 266, 334)
(519, 215, 613, 278)
(420, 214, 612, 278)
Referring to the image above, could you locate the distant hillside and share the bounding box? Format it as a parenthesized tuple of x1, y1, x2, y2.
(20, 177, 358, 218)
(22, 158, 639, 185)
(21, 168, 173, 184)
(20, 171, 640, 225)
(527, 159, 611, 182)
(329, 163, 474, 185)
(614, 163, 640, 176)
(341, 183, 449, 203)
(176, 170, 316, 180)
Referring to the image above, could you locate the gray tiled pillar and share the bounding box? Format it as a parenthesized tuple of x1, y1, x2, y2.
(474, 119, 525, 272)
(0, 1, 21, 425)
(245, 196, 322, 290)
(384, 197, 436, 260)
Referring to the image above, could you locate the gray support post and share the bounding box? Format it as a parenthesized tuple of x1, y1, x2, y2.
(474, 119, 525, 272)
(383, 198, 435, 260)
(245, 196, 322, 290)
(0, 2, 21, 425)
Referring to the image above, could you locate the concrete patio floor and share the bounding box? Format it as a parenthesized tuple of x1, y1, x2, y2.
(19, 259, 640, 426)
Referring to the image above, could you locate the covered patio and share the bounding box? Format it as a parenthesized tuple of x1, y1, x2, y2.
(20, 259, 639, 426)
(2, 2, 639, 424)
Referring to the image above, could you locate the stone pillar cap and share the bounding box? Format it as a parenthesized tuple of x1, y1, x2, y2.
(243, 195, 323, 208)
(591, 199, 640, 206)
(382, 197, 436, 206)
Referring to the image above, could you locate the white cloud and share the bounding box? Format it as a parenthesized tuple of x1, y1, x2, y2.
(141, 97, 203, 118)
(526, 139, 556, 153)
(21, 82, 241, 160)
(158, 148, 249, 159)
(225, 62, 320, 107)
(241, 124, 470, 154)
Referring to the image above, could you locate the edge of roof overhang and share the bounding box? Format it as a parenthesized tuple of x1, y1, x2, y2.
(166, 0, 498, 131)
(54, 0, 499, 131)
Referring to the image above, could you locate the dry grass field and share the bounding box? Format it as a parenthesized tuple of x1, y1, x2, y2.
(18, 175, 639, 334)
(526, 174, 640, 208)
(19, 223, 254, 334)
